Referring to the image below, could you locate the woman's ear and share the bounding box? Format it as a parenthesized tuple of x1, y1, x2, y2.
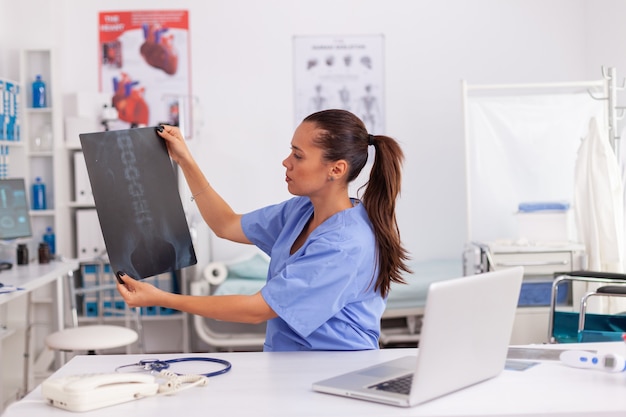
(330, 160, 348, 180)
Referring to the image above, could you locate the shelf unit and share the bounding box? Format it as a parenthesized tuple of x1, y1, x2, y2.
(20, 49, 71, 260)
(20, 49, 71, 378)
(0, 50, 78, 412)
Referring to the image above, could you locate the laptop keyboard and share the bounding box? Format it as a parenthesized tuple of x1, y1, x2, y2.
(369, 374, 413, 395)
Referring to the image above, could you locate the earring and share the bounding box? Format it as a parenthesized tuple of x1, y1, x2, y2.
(328, 176, 334, 182)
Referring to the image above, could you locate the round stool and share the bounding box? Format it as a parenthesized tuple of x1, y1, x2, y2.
(45, 325, 138, 355)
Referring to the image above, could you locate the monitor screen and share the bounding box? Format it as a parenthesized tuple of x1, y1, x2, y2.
(0, 178, 33, 240)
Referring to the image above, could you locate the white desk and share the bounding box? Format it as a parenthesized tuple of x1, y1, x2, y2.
(0, 260, 79, 305)
(0, 260, 79, 411)
(3, 341, 626, 417)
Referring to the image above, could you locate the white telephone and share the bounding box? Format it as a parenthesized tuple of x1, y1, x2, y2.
(42, 372, 159, 412)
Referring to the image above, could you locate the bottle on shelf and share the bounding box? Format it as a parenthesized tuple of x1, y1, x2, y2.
(43, 226, 56, 255)
(32, 75, 47, 108)
(31, 123, 53, 152)
(31, 177, 47, 210)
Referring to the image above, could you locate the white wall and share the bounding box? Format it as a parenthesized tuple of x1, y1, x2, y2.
(3, 0, 624, 273)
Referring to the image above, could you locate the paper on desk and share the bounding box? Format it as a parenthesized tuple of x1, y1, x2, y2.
(505, 360, 540, 371)
(0, 285, 24, 294)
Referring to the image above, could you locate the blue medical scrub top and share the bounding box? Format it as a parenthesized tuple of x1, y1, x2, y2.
(241, 196, 385, 352)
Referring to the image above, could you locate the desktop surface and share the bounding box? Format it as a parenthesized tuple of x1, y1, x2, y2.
(3, 342, 626, 417)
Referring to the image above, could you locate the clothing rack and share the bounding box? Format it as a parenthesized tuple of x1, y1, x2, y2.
(587, 66, 624, 157)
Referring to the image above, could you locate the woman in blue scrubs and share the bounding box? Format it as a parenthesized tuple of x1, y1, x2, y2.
(117, 109, 411, 351)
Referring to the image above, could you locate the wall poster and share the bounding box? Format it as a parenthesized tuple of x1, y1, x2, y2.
(293, 35, 385, 134)
(98, 10, 193, 136)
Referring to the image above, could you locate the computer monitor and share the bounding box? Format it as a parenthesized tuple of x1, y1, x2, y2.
(0, 178, 33, 240)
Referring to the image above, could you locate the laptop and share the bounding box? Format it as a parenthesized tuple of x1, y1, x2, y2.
(312, 266, 524, 407)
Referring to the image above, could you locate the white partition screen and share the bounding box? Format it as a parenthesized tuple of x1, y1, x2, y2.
(462, 81, 607, 243)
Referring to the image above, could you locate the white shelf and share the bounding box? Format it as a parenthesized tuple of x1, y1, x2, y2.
(0, 141, 25, 148)
(27, 151, 53, 157)
(25, 107, 53, 114)
(68, 202, 94, 208)
(28, 210, 55, 217)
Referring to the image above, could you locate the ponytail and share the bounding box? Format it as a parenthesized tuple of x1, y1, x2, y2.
(361, 135, 411, 297)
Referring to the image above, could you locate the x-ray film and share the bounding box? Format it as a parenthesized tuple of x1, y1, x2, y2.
(79, 127, 197, 279)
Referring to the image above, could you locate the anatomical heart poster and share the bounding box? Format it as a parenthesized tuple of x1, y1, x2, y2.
(98, 10, 192, 134)
(79, 127, 197, 279)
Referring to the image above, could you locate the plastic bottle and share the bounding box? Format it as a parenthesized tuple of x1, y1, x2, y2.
(31, 177, 47, 210)
(43, 226, 56, 255)
(32, 75, 47, 108)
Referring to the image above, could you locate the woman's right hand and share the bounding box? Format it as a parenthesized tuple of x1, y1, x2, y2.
(156, 124, 194, 167)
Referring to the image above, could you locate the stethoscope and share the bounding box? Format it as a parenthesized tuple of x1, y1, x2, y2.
(115, 357, 232, 378)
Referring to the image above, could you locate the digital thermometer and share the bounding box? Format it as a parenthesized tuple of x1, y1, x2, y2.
(559, 350, 626, 373)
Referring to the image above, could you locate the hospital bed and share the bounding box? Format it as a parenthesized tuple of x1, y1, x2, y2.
(189, 252, 462, 350)
(379, 260, 462, 346)
(189, 253, 268, 352)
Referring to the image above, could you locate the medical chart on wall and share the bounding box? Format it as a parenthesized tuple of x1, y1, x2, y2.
(98, 10, 193, 135)
(293, 35, 385, 134)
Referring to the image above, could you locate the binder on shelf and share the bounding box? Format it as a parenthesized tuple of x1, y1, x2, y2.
(75, 209, 106, 260)
(73, 152, 94, 204)
(12, 82, 20, 142)
(0, 146, 8, 179)
(0, 79, 5, 141)
(5, 81, 18, 142)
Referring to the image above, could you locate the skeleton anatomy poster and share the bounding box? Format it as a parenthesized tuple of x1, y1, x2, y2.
(98, 10, 192, 135)
(293, 35, 385, 134)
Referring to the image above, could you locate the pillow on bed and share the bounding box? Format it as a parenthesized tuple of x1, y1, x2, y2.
(227, 253, 269, 280)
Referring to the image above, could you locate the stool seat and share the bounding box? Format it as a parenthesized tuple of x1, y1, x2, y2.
(45, 325, 138, 352)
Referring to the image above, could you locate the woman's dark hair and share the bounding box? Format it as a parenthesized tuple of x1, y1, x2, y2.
(303, 109, 411, 297)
